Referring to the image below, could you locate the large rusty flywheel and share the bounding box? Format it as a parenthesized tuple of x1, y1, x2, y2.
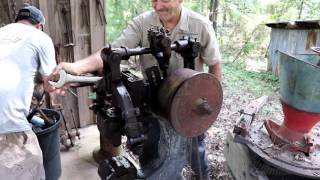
(158, 68, 223, 137)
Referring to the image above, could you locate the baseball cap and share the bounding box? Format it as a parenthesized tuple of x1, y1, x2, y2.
(15, 4, 45, 25)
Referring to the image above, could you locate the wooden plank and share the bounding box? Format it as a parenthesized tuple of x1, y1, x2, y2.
(317, 30, 320, 47)
(39, 0, 51, 35)
(0, 1, 12, 25)
(306, 30, 317, 51)
(89, 0, 106, 52)
(6, 0, 40, 18)
(86, 0, 106, 126)
(39, 0, 80, 129)
(70, 0, 95, 127)
(6, 0, 17, 23)
(267, 30, 275, 72)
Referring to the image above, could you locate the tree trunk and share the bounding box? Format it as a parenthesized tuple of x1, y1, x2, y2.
(298, 0, 304, 19)
(222, 5, 227, 27)
(209, 0, 219, 32)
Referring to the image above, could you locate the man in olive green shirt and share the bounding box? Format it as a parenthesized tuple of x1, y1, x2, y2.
(112, 2, 221, 79)
(51, 0, 221, 179)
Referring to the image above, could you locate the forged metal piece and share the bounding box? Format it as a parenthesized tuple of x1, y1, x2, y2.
(113, 83, 146, 155)
(147, 26, 171, 77)
(98, 156, 137, 180)
(49, 70, 102, 88)
(174, 36, 201, 70)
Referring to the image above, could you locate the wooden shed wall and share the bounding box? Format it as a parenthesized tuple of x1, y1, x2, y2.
(0, 0, 106, 128)
(267, 29, 320, 75)
(41, 0, 106, 127)
(0, 0, 39, 25)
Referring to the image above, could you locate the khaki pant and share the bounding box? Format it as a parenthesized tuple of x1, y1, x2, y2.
(0, 131, 45, 180)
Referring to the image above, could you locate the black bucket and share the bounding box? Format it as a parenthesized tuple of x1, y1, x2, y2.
(33, 109, 62, 180)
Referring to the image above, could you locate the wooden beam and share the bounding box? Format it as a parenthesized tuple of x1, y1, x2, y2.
(71, 0, 98, 127)
(0, 1, 11, 25)
(89, 0, 106, 52)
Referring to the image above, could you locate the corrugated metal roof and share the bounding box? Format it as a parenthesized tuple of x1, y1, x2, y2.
(266, 20, 320, 29)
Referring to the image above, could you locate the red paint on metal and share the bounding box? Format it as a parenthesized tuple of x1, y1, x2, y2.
(264, 101, 320, 153)
(282, 102, 320, 133)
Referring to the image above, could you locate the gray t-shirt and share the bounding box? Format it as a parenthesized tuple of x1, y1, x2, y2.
(112, 7, 221, 74)
(0, 23, 56, 134)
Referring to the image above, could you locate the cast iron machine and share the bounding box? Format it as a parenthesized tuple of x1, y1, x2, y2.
(89, 27, 223, 179)
(226, 51, 320, 180)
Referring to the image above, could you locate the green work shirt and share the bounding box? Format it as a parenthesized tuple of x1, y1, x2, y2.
(112, 7, 221, 74)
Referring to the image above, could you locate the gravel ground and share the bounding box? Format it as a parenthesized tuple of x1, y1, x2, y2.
(205, 75, 283, 180)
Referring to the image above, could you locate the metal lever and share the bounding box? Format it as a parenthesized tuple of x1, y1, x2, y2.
(49, 70, 103, 88)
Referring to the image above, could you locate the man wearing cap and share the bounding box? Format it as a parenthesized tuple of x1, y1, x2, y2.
(0, 4, 56, 180)
(52, 0, 221, 179)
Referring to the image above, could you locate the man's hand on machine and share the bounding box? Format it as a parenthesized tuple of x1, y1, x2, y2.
(48, 62, 103, 95)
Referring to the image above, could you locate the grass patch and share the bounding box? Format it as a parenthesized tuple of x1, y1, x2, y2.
(222, 62, 279, 97)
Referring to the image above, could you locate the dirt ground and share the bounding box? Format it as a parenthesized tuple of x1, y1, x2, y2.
(205, 76, 283, 180)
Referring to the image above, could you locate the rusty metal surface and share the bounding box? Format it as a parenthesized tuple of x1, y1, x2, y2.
(158, 68, 223, 137)
(232, 98, 320, 178)
(264, 119, 314, 153)
(264, 101, 320, 154)
(244, 122, 320, 179)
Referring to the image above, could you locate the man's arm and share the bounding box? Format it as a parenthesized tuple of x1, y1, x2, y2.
(199, 22, 222, 82)
(47, 49, 103, 95)
(52, 12, 145, 77)
(53, 50, 104, 76)
(208, 63, 221, 82)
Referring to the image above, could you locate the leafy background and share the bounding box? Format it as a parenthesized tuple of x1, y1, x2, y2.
(106, 0, 320, 64)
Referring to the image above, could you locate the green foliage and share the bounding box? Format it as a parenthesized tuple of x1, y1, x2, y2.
(215, 0, 320, 64)
(106, 0, 152, 42)
(105, 0, 316, 95)
(223, 62, 279, 96)
(266, 0, 320, 20)
(106, 0, 320, 48)
(106, 0, 212, 42)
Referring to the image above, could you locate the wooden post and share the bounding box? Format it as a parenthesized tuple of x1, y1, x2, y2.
(89, 0, 106, 52)
(0, 1, 12, 25)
